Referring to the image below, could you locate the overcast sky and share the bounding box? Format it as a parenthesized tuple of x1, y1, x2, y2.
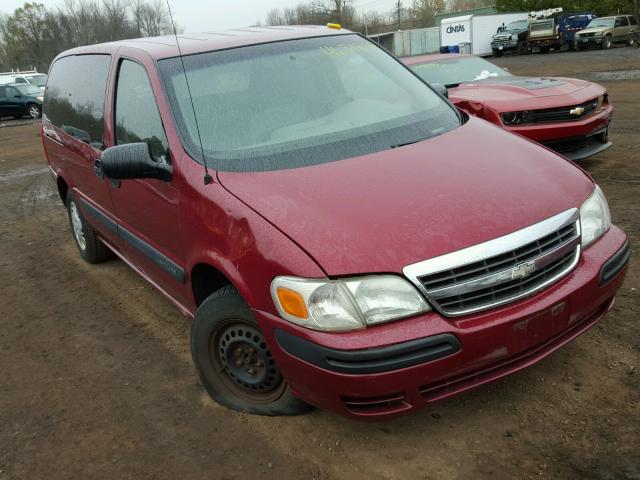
(1, 0, 401, 31)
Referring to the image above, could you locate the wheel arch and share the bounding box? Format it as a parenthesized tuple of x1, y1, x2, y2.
(190, 262, 236, 307)
(56, 175, 69, 206)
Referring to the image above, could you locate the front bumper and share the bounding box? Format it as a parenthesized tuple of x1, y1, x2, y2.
(575, 36, 603, 46)
(505, 104, 613, 160)
(255, 226, 628, 420)
(491, 41, 519, 51)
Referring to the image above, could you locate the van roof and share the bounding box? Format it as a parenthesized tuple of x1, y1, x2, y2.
(55, 25, 352, 61)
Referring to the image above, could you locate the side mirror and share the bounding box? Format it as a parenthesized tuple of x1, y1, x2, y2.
(431, 83, 448, 98)
(101, 142, 172, 182)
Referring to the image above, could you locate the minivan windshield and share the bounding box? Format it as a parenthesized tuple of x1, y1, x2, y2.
(159, 34, 460, 172)
(410, 56, 511, 87)
(587, 18, 615, 28)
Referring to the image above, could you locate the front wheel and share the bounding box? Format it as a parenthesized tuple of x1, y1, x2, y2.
(540, 46, 550, 54)
(492, 49, 503, 57)
(27, 103, 41, 119)
(602, 35, 612, 49)
(191, 285, 312, 416)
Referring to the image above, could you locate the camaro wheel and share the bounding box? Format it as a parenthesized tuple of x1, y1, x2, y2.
(27, 103, 41, 119)
(191, 285, 312, 416)
(66, 191, 112, 263)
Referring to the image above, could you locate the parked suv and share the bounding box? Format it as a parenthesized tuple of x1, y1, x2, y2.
(43, 27, 629, 420)
(491, 19, 530, 56)
(0, 83, 43, 119)
(575, 15, 639, 49)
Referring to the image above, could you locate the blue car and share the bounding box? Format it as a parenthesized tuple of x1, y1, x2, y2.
(0, 83, 43, 119)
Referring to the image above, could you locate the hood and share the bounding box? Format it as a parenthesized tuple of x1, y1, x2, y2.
(217, 117, 594, 276)
(578, 27, 608, 34)
(449, 75, 605, 112)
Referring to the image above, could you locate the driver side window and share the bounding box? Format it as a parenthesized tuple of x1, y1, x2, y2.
(115, 59, 168, 162)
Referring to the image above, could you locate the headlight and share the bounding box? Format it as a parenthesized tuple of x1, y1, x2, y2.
(580, 185, 611, 248)
(510, 34, 516, 41)
(501, 111, 533, 125)
(271, 275, 430, 331)
(36, 96, 44, 102)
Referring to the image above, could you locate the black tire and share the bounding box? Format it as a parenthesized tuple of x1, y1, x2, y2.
(602, 35, 611, 49)
(66, 191, 112, 264)
(540, 46, 550, 54)
(191, 285, 312, 416)
(492, 49, 503, 57)
(27, 103, 41, 119)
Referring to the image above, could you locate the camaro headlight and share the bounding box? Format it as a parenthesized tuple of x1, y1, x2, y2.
(501, 111, 533, 125)
(271, 275, 430, 331)
(580, 185, 611, 248)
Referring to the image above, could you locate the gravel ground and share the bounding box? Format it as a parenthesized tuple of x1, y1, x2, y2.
(0, 47, 639, 480)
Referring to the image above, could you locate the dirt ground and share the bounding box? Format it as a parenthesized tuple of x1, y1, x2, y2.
(1, 48, 639, 480)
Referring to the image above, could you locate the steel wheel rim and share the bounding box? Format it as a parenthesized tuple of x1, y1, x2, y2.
(210, 319, 285, 403)
(70, 202, 86, 250)
(29, 106, 40, 118)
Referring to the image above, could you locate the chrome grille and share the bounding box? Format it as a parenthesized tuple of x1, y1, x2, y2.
(404, 209, 581, 317)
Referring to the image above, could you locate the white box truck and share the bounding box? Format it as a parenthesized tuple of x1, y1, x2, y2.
(440, 13, 529, 56)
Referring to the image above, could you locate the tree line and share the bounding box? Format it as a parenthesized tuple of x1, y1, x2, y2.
(0, 0, 175, 72)
(496, 0, 639, 18)
(262, 0, 496, 36)
(263, 0, 638, 34)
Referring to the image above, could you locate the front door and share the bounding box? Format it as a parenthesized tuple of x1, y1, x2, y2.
(107, 57, 185, 303)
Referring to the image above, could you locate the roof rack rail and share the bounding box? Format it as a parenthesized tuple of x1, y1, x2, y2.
(0, 68, 39, 76)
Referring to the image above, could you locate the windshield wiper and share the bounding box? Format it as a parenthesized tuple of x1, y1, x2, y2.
(390, 135, 433, 149)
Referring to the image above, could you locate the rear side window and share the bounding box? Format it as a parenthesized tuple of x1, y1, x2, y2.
(14, 77, 27, 84)
(630, 16, 638, 26)
(114, 59, 168, 161)
(615, 17, 629, 27)
(44, 54, 111, 149)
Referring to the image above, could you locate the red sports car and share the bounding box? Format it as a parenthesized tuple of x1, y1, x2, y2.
(404, 54, 612, 161)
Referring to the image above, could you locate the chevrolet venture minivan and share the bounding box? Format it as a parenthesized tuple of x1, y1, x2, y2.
(42, 26, 629, 419)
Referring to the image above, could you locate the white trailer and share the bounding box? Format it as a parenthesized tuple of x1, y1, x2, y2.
(440, 13, 529, 56)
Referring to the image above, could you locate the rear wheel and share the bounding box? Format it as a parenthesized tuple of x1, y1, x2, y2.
(517, 41, 529, 55)
(66, 191, 112, 264)
(27, 103, 41, 119)
(191, 285, 312, 416)
(627, 36, 637, 47)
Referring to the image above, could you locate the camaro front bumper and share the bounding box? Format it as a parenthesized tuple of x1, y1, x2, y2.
(254, 227, 628, 420)
(505, 104, 613, 161)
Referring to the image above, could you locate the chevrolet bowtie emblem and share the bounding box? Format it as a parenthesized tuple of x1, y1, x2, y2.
(570, 106, 585, 116)
(511, 261, 536, 280)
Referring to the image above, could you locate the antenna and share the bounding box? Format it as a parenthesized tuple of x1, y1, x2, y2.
(166, 1, 213, 185)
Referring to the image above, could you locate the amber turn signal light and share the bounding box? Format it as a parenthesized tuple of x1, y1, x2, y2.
(276, 287, 309, 319)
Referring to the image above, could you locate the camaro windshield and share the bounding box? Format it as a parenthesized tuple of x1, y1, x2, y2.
(410, 56, 511, 87)
(15, 84, 42, 96)
(587, 18, 615, 28)
(159, 34, 460, 172)
(26, 74, 47, 87)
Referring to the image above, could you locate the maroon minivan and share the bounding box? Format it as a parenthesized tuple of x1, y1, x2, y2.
(42, 26, 629, 419)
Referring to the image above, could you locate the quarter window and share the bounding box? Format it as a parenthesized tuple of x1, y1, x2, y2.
(44, 54, 111, 149)
(114, 59, 168, 161)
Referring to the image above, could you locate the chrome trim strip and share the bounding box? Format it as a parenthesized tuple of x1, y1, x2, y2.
(427, 234, 580, 300)
(403, 208, 581, 317)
